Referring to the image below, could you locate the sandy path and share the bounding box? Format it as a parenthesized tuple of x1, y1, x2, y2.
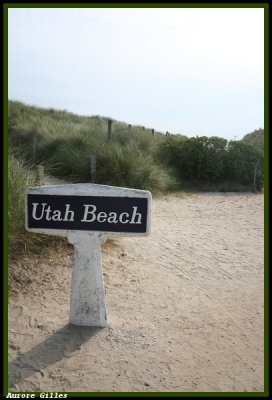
(8, 193, 264, 393)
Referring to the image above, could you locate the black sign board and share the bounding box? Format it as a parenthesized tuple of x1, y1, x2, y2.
(27, 194, 148, 233)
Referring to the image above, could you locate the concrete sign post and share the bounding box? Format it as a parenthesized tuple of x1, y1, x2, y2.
(67, 231, 108, 326)
(25, 183, 151, 327)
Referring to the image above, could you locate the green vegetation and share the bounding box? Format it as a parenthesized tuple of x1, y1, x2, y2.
(8, 155, 65, 256)
(158, 135, 263, 192)
(8, 100, 168, 193)
(241, 128, 264, 153)
(8, 100, 264, 255)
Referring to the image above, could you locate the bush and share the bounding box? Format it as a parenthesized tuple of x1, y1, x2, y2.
(158, 136, 263, 191)
(224, 141, 263, 190)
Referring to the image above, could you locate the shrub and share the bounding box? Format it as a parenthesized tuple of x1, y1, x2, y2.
(224, 141, 263, 190)
(158, 136, 263, 191)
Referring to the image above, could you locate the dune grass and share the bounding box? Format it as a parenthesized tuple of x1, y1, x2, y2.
(9, 100, 171, 193)
(8, 154, 66, 256)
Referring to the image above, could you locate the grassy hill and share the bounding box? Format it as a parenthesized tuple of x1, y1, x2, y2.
(8, 100, 263, 195)
(8, 100, 173, 192)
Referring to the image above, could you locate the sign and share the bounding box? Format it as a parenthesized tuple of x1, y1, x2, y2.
(27, 194, 148, 233)
(25, 183, 151, 327)
(26, 183, 151, 237)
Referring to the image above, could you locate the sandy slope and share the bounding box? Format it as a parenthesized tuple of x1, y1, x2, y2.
(8, 192, 264, 393)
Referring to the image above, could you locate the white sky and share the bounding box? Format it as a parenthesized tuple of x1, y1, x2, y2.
(8, 7, 264, 140)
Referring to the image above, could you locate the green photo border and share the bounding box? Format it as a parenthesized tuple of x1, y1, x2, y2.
(3, 2, 269, 397)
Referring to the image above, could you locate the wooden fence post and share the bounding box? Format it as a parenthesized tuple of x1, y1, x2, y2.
(107, 119, 112, 140)
(90, 154, 97, 182)
(33, 135, 38, 162)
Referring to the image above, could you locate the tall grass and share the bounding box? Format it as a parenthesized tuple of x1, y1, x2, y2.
(8, 155, 65, 256)
(95, 143, 172, 193)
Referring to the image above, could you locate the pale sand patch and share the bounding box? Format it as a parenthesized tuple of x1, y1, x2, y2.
(8, 193, 264, 392)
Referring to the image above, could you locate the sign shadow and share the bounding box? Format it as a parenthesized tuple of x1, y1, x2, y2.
(9, 323, 102, 389)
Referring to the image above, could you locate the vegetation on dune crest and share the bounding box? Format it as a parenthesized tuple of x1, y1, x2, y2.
(8, 101, 171, 192)
(241, 128, 264, 153)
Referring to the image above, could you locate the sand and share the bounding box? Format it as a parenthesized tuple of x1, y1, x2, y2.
(8, 192, 264, 393)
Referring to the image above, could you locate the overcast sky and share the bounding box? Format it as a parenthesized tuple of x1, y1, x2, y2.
(8, 7, 264, 140)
